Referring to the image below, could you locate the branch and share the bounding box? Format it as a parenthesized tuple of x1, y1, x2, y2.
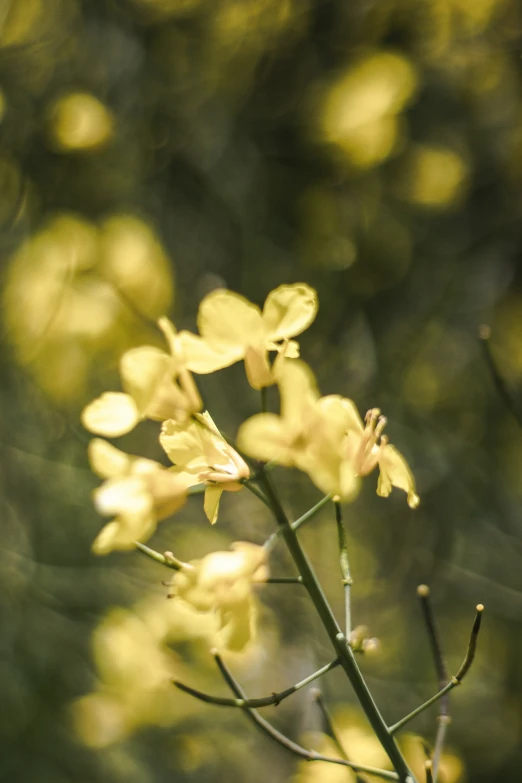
(417, 585, 450, 781)
(389, 604, 484, 735)
(174, 658, 340, 708)
(212, 651, 399, 782)
(335, 500, 352, 636)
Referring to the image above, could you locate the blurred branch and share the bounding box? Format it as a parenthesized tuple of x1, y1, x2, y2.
(174, 658, 340, 708)
(313, 688, 371, 783)
(212, 651, 399, 781)
(417, 585, 450, 781)
(479, 325, 522, 428)
(389, 604, 484, 735)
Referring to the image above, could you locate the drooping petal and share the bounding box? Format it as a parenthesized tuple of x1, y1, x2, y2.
(216, 596, 255, 652)
(204, 485, 223, 524)
(237, 413, 294, 465)
(244, 345, 273, 389)
(377, 443, 419, 508)
(262, 283, 318, 341)
(81, 392, 140, 436)
(197, 289, 264, 352)
(177, 330, 241, 374)
(88, 438, 131, 479)
(276, 359, 319, 426)
(119, 346, 172, 415)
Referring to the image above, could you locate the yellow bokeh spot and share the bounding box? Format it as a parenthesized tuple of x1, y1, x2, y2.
(3, 212, 174, 401)
(402, 145, 468, 208)
(99, 215, 173, 319)
(403, 363, 440, 411)
(0, 0, 43, 47)
(321, 52, 417, 168)
(49, 92, 113, 152)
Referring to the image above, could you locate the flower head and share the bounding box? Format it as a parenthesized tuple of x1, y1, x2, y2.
(82, 317, 202, 437)
(179, 283, 318, 389)
(238, 359, 419, 507)
(88, 438, 197, 554)
(172, 542, 268, 652)
(160, 411, 250, 524)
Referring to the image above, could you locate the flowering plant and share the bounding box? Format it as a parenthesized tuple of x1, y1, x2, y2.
(81, 282, 482, 783)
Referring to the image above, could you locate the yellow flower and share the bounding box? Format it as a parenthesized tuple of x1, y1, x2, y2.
(238, 359, 419, 507)
(172, 542, 268, 652)
(88, 438, 197, 554)
(160, 411, 250, 524)
(343, 407, 420, 509)
(179, 283, 318, 389)
(81, 317, 202, 437)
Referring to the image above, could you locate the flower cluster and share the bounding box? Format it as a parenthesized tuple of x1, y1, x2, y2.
(82, 282, 418, 650)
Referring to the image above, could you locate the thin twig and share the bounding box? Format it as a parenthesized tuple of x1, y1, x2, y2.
(335, 500, 352, 636)
(424, 760, 434, 783)
(212, 651, 399, 781)
(174, 658, 340, 708)
(265, 576, 304, 585)
(389, 605, 484, 735)
(417, 585, 450, 781)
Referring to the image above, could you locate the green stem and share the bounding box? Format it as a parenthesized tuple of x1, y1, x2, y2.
(134, 541, 193, 571)
(257, 471, 415, 783)
(335, 501, 352, 636)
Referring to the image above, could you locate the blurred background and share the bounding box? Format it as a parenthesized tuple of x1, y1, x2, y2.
(1, 0, 522, 781)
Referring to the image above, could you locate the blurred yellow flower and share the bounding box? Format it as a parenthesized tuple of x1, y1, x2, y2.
(82, 317, 202, 436)
(172, 542, 268, 651)
(179, 283, 318, 389)
(238, 359, 419, 506)
(160, 411, 250, 524)
(88, 438, 197, 554)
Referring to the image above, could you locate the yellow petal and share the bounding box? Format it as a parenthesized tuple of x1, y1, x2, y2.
(244, 345, 273, 389)
(237, 413, 294, 465)
(262, 283, 318, 341)
(216, 597, 254, 652)
(81, 392, 140, 436)
(119, 346, 171, 415)
(94, 476, 153, 517)
(276, 359, 319, 425)
(177, 330, 240, 374)
(377, 443, 419, 508)
(197, 289, 264, 351)
(148, 468, 193, 519)
(88, 438, 131, 479)
(160, 419, 205, 468)
(204, 485, 223, 524)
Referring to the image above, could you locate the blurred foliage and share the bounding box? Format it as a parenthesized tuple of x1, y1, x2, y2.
(2, 0, 522, 782)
